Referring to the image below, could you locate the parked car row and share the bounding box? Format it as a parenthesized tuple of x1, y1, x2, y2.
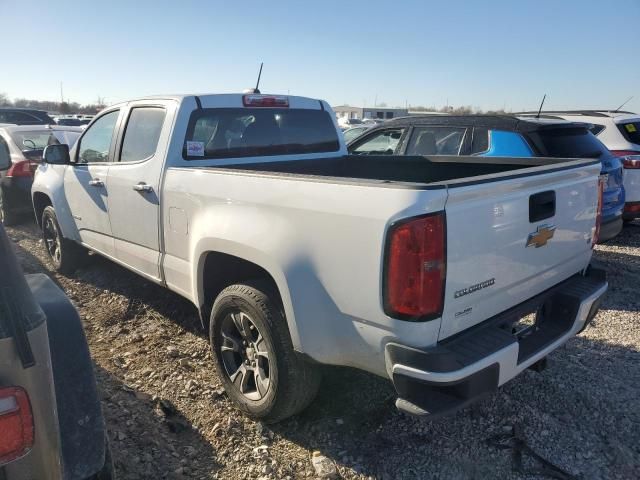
(0, 107, 95, 127)
(0, 124, 82, 224)
(15, 92, 608, 426)
(344, 110, 640, 242)
(518, 110, 640, 222)
(52, 114, 94, 126)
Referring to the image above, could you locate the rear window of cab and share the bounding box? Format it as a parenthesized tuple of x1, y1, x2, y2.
(183, 108, 340, 159)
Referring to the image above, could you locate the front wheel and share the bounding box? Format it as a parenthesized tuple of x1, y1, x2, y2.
(41, 206, 85, 274)
(210, 280, 321, 423)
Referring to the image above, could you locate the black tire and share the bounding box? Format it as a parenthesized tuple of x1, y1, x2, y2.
(0, 188, 19, 226)
(88, 435, 115, 480)
(210, 280, 321, 423)
(41, 206, 86, 274)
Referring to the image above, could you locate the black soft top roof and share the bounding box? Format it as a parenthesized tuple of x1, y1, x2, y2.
(385, 114, 590, 133)
(0, 107, 49, 113)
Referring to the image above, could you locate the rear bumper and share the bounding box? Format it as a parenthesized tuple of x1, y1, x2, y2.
(598, 214, 623, 242)
(623, 201, 640, 220)
(386, 267, 607, 418)
(0, 177, 33, 214)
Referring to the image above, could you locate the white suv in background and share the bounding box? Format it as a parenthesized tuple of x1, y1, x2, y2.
(531, 111, 640, 222)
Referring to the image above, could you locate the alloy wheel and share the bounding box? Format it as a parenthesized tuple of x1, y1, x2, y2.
(219, 311, 271, 401)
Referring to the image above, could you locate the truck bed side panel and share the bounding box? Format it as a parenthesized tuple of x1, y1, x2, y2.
(161, 167, 447, 376)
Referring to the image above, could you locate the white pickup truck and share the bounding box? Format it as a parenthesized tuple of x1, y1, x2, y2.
(32, 93, 607, 422)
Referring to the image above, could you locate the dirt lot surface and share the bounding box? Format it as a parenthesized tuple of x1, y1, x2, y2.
(6, 220, 640, 480)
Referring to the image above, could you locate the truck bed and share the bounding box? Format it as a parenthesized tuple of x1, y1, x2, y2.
(219, 154, 595, 187)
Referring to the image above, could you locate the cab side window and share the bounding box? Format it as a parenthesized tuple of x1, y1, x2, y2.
(119, 108, 166, 162)
(77, 110, 119, 163)
(350, 128, 404, 155)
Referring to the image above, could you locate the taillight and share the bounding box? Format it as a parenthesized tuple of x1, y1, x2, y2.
(592, 176, 605, 247)
(622, 156, 640, 169)
(610, 150, 640, 169)
(624, 203, 640, 214)
(384, 212, 446, 320)
(0, 386, 34, 466)
(242, 95, 289, 108)
(6, 160, 34, 178)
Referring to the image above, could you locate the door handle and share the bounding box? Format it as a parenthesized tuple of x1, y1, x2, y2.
(133, 182, 153, 193)
(88, 179, 104, 187)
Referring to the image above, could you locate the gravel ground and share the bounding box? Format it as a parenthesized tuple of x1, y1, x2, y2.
(5, 220, 640, 480)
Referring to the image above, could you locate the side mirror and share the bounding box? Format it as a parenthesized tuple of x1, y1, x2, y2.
(43, 144, 70, 165)
(0, 142, 10, 171)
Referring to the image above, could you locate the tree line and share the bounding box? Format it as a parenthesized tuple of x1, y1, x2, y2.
(0, 93, 105, 114)
(2, 92, 509, 116)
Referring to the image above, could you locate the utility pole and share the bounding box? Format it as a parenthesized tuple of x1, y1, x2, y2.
(374, 94, 377, 108)
(60, 82, 64, 104)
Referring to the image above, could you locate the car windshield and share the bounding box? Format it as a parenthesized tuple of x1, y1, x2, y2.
(10, 129, 81, 150)
(343, 127, 367, 142)
(184, 108, 340, 159)
(347, 118, 363, 125)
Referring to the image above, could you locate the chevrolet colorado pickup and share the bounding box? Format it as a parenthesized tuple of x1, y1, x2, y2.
(32, 93, 607, 422)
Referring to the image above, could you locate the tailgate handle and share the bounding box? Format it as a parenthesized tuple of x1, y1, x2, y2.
(529, 191, 556, 222)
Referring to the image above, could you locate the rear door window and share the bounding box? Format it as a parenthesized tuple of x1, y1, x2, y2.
(533, 128, 609, 158)
(350, 128, 404, 155)
(618, 122, 640, 145)
(406, 126, 467, 155)
(184, 108, 340, 159)
(471, 127, 489, 154)
(120, 107, 166, 162)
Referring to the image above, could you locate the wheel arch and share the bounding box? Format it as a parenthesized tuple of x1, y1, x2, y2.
(32, 191, 53, 228)
(195, 248, 301, 351)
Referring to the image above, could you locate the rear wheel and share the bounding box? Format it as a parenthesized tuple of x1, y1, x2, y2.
(0, 188, 19, 226)
(210, 280, 321, 423)
(41, 206, 86, 274)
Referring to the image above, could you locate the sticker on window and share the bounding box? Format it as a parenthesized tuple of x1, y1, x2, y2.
(625, 124, 637, 133)
(186, 141, 205, 156)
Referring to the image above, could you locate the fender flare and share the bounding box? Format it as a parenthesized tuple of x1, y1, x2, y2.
(192, 239, 302, 351)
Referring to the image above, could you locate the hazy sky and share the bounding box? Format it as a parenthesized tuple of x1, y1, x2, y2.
(2, 0, 639, 112)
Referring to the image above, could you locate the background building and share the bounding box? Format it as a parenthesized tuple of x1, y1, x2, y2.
(333, 105, 409, 120)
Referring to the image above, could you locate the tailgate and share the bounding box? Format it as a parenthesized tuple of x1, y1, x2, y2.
(439, 160, 601, 340)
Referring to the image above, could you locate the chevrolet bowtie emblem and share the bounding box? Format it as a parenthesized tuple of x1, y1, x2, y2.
(526, 224, 556, 248)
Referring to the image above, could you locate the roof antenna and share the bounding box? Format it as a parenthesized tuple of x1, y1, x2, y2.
(254, 62, 264, 94)
(613, 96, 633, 113)
(536, 94, 547, 118)
(243, 63, 263, 94)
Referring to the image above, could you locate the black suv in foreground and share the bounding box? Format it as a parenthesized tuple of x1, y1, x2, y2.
(0, 152, 112, 478)
(347, 115, 625, 242)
